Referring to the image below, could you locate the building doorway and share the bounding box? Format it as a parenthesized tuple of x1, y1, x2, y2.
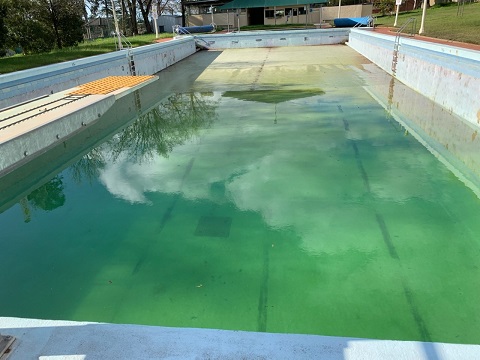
(248, 7, 264, 26)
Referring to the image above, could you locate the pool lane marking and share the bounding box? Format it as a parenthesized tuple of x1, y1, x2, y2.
(131, 157, 196, 276)
(257, 240, 270, 333)
(351, 141, 371, 193)
(374, 213, 399, 260)
(375, 209, 431, 340)
(340, 106, 432, 341)
(250, 48, 271, 91)
(403, 286, 432, 342)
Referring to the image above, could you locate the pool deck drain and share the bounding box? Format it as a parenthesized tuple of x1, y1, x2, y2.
(0, 334, 15, 360)
(68, 76, 156, 95)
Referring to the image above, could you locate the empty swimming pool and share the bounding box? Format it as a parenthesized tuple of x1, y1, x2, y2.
(1, 46, 480, 345)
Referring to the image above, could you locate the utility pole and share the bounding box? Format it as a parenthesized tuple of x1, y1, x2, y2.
(110, 0, 122, 49)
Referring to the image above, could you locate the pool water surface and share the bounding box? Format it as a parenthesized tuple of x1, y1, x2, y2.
(1, 46, 480, 344)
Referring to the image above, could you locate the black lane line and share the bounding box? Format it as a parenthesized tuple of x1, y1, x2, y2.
(342, 114, 431, 340)
(351, 141, 371, 193)
(403, 285, 432, 342)
(257, 241, 270, 332)
(132, 157, 195, 275)
(375, 213, 399, 260)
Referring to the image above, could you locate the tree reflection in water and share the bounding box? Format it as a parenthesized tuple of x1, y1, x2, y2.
(110, 92, 216, 163)
(20, 175, 66, 222)
(19, 92, 217, 220)
(71, 148, 106, 185)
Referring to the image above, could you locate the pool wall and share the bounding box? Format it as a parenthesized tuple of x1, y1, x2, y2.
(0, 95, 116, 177)
(355, 65, 480, 196)
(0, 80, 170, 211)
(192, 29, 350, 49)
(348, 28, 480, 127)
(0, 37, 196, 109)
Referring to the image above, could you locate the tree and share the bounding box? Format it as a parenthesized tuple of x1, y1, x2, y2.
(2, 0, 84, 54)
(374, 0, 395, 15)
(37, 0, 84, 48)
(3, 0, 55, 53)
(138, 0, 153, 33)
(0, 2, 7, 54)
(138, 0, 180, 35)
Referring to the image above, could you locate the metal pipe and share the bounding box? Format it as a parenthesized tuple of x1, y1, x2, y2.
(419, 0, 428, 34)
(110, 0, 122, 50)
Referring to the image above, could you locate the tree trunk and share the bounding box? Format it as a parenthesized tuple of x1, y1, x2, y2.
(121, 0, 127, 35)
(48, 0, 62, 48)
(139, 0, 153, 33)
(125, 0, 138, 35)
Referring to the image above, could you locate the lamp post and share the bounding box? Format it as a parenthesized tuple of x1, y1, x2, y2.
(152, 2, 158, 38)
(419, 0, 428, 34)
(394, 0, 401, 27)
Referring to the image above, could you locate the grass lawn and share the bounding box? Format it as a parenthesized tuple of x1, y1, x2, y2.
(1, 3, 479, 74)
(0, 33, 173, 74)
(375, 2, 480, 45)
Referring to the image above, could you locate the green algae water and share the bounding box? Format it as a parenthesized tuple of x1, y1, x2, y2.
(1, 47, 480, 344)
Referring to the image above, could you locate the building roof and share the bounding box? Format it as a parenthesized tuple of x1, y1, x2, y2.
(219, 0, 328, 9)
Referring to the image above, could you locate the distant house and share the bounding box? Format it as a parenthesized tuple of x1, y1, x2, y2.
(183, 0, 372, 29)
(152, 15, 183, 33)
(84, 17, 113, 40)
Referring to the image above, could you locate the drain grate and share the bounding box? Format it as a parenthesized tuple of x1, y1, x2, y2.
(194, 216, 232, 238)
(68, 76, 155, 95)
(0, 335, 15, 359)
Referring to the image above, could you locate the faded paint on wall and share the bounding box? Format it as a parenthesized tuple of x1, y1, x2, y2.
(348, 29, 480, 128)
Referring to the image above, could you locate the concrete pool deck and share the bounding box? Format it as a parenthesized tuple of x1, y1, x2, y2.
(373, 26, 480, 52)
(2, 317, 480, 359)
(0, 76, 157, 175)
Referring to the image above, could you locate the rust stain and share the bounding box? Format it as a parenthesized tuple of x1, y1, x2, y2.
(477, 109, 480, 124)
(473, 130, 478, 142)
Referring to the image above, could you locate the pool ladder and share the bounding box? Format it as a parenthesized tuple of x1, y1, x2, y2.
(115, 32, 137, 76)
(392, 18, 417, 77)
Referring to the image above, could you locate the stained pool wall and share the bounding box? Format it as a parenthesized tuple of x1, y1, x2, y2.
(348, 28, 480, 127)
(194, 29, 350, 49)
(0, 37, 196, 109)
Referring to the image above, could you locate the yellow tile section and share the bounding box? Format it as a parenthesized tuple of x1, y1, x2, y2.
(69, 76, 155, 95)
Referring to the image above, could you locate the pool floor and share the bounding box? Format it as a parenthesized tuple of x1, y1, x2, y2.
(1, 46, 480, 344)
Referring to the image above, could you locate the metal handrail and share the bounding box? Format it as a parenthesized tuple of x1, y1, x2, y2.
(396, 17, 417, 37)
(114, 31, 133, 51)
(173, 24, 215, 50)
(194, 36, 211, 50)
(173, 24, 189, 36)
(391, 18, 417, 76)
(353, 16, 374, 28)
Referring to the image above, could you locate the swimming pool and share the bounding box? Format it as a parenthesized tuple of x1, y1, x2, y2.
(1, 46, 480, 344)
